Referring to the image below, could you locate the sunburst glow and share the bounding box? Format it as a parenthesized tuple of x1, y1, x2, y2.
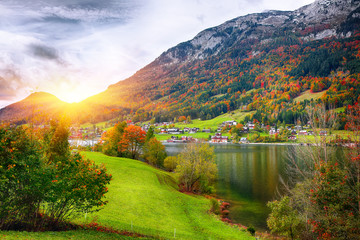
(56, 89, 93, 103)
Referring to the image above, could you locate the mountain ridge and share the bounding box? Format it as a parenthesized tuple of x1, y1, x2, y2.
(1, 0, 360, 124)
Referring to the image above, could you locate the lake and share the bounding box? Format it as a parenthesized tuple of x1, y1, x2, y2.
(164, 143, 291, 230)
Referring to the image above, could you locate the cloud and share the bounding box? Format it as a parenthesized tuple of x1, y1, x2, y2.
(0, 69, 23, 100)
(28, 44, 59, 61)
(0, 0, 315, 108)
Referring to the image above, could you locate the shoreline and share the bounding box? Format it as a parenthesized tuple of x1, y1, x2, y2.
(163, 141, 299, 146)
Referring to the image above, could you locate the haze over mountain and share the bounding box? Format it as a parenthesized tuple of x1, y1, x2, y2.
(1, 0, 360, 124)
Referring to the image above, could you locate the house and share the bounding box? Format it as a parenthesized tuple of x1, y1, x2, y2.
(247, 123, 255, 130)
(269, 128, 279, 135)
(210, 133, 228, 143)
(240, 137, 249, 143)
(288, 135, 297, 141)
(167, 128, 181, 134)
(181, 136, 197, 142)
(298, 130, 308, 135)
(221, 121, 237, 127)
(319, 131, 327, 136)
(202, 128, 211, 133)
(189, 128, 199, 134)
(167, 136, 184, 143)
(295, 125, 302, 131)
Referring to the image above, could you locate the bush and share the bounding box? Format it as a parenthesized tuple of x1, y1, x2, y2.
(175, 143, 217, 193)
(143, 138, 167, 167)
(210, 198, 220, 215)
(0, 124, 112, 231)
(0, 127, 50, 230)
(247, 225, 255, 236)
(164, 156, 178, 171)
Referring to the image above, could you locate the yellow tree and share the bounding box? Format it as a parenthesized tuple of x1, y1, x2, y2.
(175, 142, 217, 193)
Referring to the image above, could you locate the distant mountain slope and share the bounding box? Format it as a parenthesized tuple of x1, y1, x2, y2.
(0, 92, 68, 123)
(1, 0, 360, 125)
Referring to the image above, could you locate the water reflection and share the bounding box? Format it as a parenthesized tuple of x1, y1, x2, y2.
(164, 143, 289, 230)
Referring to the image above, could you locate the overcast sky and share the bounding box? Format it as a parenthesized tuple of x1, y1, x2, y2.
(0, 0, 314, 107)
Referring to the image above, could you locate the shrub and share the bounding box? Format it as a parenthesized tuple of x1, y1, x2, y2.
(175, 143, 217, 193)
(0, 123, 112, 231)
(210, 198, 220, 215)
(164, 156, 178, 172)
(247, 225, 256, 236)
(143, 138, 167, 167)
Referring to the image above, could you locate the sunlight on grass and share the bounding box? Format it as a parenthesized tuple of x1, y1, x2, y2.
(77, 152, 254, 240)
(294, 90, 326, 103)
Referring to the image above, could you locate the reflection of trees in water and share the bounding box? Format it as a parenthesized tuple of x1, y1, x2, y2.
(216, 145, 288, 203)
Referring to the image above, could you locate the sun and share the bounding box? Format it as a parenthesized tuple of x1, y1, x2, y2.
(56, 90, 93, 104)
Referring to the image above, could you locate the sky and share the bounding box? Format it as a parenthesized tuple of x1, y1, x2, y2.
(0, 0, 314, 108)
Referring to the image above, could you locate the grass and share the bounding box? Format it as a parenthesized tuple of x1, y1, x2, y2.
(155, 132, 216, 141)
(78, 152, 253, 239)
(81, 121, 110, 130)
(1, 152, 254, 239)
(294, 90, 326, 103)
(155, 110, 254, 142)
(174, 109, 254, 130)
(0, 230, 136, 240)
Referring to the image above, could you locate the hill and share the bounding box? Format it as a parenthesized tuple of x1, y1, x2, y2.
(1, 0, 360, 125)
(0, 152, 254, 239)
(0, 92, 68, 123)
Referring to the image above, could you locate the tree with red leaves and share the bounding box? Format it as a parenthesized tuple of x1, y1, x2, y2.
(119, 125, 146, 159)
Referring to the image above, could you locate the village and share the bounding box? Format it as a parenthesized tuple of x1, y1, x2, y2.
(67, 119, 328, 147)
(143, 120, 324, 144)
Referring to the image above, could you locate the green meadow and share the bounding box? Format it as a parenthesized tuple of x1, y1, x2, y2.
(155, 110, 255, 141)
(1, 152, 254, 240)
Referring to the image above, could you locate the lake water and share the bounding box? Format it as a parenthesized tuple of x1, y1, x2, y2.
(164, 143, 291, 230)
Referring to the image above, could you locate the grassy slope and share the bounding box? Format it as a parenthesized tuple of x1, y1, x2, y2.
(294, 90, 326, 103)
(2, 152, 253, 240)
(175, 110, 255, 129)
(155, 110, 255, 141)
(79, 152, 253, 240)
(0, 231, 136, 240)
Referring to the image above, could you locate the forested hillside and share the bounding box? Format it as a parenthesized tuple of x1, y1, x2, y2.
(1, 0, 359, 125)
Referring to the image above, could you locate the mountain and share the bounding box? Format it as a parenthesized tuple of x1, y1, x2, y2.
(0, 92, 68, 123)
(1, 0, 360, 125)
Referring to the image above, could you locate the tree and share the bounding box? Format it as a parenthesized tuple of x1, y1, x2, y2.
(267, 196, 302, 240)
(102, 121, 126, 156)
(178, 116, 186, 122)
(143, 138, 167, 167)
(0, 124, 112, 231)
(307, 161, 358, 239)
(145, 126, 155, 142)
(268, 104, 360, 239)
(186, 115, 192, 123)
(164, 156, 178, 172)
(175, 143, 218, 193)
(0, 126, 49, 230)
(45, 118, 70, 162)
(119, 125, 146, 159)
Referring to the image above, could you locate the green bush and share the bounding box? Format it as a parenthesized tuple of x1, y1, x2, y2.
(246, 225, 255, 236)
(143, 138, 167, 167)
(0, 124, 112, 231)
(164, 156, 178, 172)
(210, 198, 220, 215)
